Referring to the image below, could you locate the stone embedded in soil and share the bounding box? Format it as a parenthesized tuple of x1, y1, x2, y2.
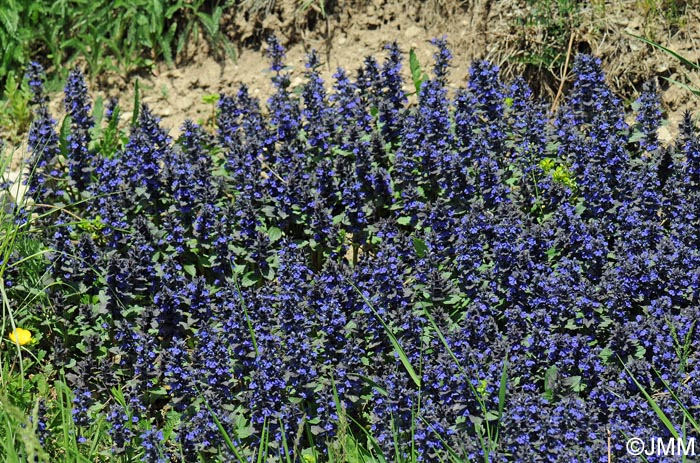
(405, 25, 422, 38)
(658, 126, 673, 144)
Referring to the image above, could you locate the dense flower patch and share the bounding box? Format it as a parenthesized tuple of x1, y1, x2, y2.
(13, 36, 700, 461)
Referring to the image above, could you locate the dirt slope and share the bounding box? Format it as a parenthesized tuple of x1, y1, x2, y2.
(40, 1, 700, 144)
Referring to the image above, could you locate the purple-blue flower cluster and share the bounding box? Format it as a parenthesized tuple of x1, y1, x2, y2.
(20, 40, 700, 462)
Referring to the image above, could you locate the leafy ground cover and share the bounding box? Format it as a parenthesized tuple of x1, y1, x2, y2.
(2, 36, 700, 462)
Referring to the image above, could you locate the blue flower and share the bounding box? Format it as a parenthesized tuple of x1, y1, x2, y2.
(635, 79, 662, 152)
(64, 67, 95, 190)
(25, 61, 48, 106)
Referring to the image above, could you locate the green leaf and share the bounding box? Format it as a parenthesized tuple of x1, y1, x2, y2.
(563, 375, 584, 393)
(241, 272, 257, 287)
(409, 48, 426, 95)
(545, 245, 559, 262)
(89, 96, 104, 144)
(231, 276, 259, 358)
(332, 213, 344, 225)
(165, 3, 185, 18)
(261, 265, 275, 281)
(59, 115, 72, 158)
(268, 226, 283, 243)
(0, 9, 19, 36)
(235, 412, 254, 439)
(628, 130, 644, 143)
(202, 93, 219, 105)
(256, 417, 269, 463)
(412, 237, 427, 257)
(161, 409, 181, 441)
(544, 365, 558, 400)
(161, 22, 177, 68)
(221, 39, 237, 62)
(183, 264, 196, 277)
(148, 386, 168, 397)
(397, 216, 412, 226)
(565, 318, 579, 330)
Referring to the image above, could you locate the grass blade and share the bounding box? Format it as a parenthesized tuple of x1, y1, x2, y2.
(198, 388, 247, 462)
(627, 33, 699, 71)
(620, 356, 679, 439)
(131, 79, 140, 127)
(662, 76, 700, 97)
(346, 279, 421, 388)
(494, 359, 508, 445)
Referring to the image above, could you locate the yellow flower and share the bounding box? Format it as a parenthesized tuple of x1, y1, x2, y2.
(8, 328, 32, 346)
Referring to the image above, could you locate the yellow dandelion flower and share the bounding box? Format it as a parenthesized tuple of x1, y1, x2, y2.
(8, 327, 32, 346)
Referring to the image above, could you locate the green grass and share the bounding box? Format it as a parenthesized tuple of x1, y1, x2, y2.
(0, 0, 236, 144)
(0, 74, 32, 145)
(0, 140, 48, 462)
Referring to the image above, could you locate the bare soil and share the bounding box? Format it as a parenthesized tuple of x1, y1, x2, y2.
(39, 1, 700, 146)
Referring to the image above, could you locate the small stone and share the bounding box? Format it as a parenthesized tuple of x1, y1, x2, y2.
(656, 62, 669, 73)
(657, 126, 673, 144)
(405, 25, 422, 39)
